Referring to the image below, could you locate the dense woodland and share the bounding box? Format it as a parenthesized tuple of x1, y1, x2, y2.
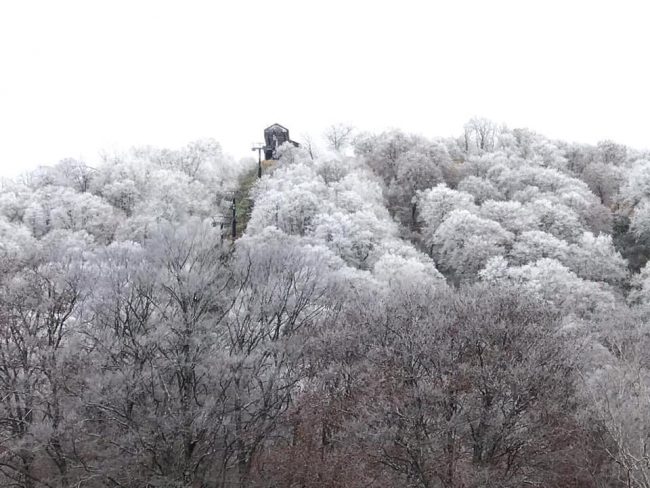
(2, 121, 650, 487)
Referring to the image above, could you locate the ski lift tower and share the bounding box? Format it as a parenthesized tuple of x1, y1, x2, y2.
(251, 142, 265, 178)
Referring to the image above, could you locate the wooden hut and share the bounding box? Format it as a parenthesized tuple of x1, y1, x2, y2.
(264, 123, 300, 160)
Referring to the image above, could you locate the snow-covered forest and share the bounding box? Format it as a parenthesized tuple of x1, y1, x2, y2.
(2, 121, 650, 487)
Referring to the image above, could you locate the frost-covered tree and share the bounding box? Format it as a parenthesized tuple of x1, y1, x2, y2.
(629, 261, 650, 313)
(597, 140, 628, 166)
(329, 170, 386, 216)
(248, 186, 323, 236)
(355, 129, 418, 184)
(373, 248, 444, 287)
(0, 125, 643, 488)
(416, 184, 477, 244)
(0, 230, 93, 487)
(567, 232, 628, 285)
(458, 175, 503, 204)
(582, 309, 650, 488)
(509, 230, 570, 265)
(581, 162, 624, 206)
(631, 199, 650, 241)
(479, 200, 536, 234)
(523, 198, 584, 242)
(388, 144, 452, 227)
(45, 158, 97, 192)
(463, 117, 498, 153)
(432, 209, 512, 281)
(311, 210, 393, 268)
(480, 256, 616, 318)
(19, 186, 119, 242)
(622, 159, 650, 206)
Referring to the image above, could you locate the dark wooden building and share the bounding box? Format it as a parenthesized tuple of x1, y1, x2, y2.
(264, 123, 300, 160)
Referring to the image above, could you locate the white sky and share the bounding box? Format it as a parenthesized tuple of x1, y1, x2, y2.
(0, 0, 649, 176)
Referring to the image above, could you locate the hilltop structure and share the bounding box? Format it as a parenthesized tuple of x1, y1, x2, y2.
(264, 123, 300, 160)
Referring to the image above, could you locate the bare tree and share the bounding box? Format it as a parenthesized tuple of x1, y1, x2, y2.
(301, 133, 318, 160)
(324, 124, 355, 152)
(0, 233, 89, 487)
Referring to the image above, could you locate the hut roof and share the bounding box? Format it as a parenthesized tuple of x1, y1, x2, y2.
(265, 123, 289, 133)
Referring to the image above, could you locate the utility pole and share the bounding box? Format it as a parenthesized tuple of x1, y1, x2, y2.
(231, 197, 237, 239)
(251, 142, 265, 178)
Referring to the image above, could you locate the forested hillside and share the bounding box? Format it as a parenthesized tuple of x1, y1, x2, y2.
(2, 123, 650, 487)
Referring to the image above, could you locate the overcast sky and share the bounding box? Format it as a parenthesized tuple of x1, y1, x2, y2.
(0, 0, 648, 176)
